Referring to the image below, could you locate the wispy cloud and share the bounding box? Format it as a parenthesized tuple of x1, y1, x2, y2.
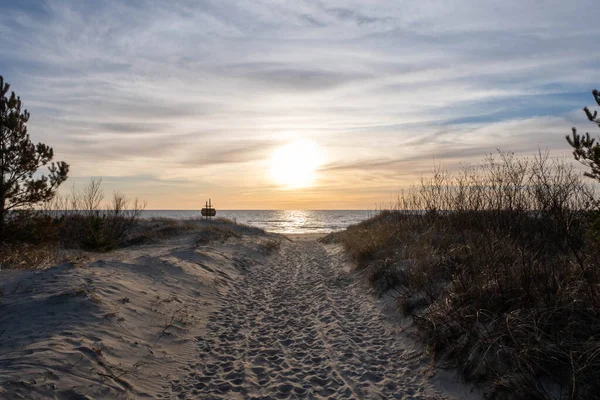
(1, 0, 599, 208)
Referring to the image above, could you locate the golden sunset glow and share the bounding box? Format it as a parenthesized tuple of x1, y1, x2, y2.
(269, 140, 324, 189)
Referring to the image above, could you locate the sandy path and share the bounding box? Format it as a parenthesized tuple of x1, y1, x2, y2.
(166, 240, 453, 400)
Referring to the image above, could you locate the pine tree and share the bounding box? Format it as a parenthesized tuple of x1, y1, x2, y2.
(0, 76, 69, 235)
(566, 89, 600, 181)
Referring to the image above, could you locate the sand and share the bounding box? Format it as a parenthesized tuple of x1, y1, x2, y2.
(282, 233, 328, 242)
(168, 240, 478, 399)
(0, 227, 268, 399)
(0, 225, 478, 399)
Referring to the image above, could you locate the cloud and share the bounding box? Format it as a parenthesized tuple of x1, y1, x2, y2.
(0, 0, 599, 208)
(225, 64, 370, 91)
(320, 6, 392, 26)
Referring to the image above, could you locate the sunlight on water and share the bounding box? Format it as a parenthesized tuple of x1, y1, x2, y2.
(140, 210, 376, 234)
(286, 210, 309, 229)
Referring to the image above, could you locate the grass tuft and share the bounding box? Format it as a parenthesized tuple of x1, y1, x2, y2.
(262, 238, 282, 254)
(195, 226, 242, 245)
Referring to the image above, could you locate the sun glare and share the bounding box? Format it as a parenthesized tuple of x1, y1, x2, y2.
(269, 139, 323, 188)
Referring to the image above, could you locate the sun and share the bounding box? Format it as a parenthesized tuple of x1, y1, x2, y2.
(269, 139, 323, 188)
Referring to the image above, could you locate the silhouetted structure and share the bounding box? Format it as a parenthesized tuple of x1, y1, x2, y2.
(201, 198, 216, 219)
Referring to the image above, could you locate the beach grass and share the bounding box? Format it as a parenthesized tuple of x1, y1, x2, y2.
(325, 151, 600, 399)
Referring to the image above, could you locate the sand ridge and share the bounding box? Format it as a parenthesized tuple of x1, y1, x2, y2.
(0, 232, 265, 399)
(167, 240, 466, 399)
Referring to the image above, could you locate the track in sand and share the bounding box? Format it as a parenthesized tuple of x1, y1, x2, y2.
(166, 240, 455, 399)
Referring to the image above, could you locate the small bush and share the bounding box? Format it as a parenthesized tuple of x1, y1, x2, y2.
(46, 179, 146, 251)
(3, 211, 58, 244)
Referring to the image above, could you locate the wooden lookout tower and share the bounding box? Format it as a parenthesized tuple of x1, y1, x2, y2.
(201, 198, 216, 219)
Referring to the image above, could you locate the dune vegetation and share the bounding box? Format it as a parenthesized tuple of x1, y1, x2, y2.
(325, 124, 600, 400)
(326, 151, 600, 399)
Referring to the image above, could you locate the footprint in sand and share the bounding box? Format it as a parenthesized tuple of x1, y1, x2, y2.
(165, 240, 457, 400)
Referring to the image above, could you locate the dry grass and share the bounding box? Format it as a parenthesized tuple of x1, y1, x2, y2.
(125, 218, 199, 245)
(212, 216, 266, 234)
(0, 242, 60, 270)
(195, 225, 242, 245)
(262, 238, 282, 254)
(214, 217, 236, 224)
(330, 151, 600, 399)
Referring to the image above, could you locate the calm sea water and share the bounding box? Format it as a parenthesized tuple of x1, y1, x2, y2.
(140, 210, 376, 234)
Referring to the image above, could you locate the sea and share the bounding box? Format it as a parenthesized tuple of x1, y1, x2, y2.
(139, 210, 377, 234)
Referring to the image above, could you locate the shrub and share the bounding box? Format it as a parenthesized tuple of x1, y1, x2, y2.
(3, 211, 58, 244)
(46, 179, 146, 251)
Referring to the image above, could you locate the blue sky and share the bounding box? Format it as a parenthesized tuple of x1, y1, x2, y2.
(1, 0, 599, 209)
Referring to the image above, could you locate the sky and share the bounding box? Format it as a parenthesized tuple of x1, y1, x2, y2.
(1, 0, 599, 210)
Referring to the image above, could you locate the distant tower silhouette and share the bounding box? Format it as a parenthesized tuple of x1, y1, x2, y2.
(201, 198, 216, 219)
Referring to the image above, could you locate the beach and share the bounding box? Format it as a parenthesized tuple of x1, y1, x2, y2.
(283, 232, 328, 242)
(0, 219, 476, 399)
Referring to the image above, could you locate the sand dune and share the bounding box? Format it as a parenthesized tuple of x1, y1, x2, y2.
(0, 228, 268, 399)
(0, 225, 477, 399)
